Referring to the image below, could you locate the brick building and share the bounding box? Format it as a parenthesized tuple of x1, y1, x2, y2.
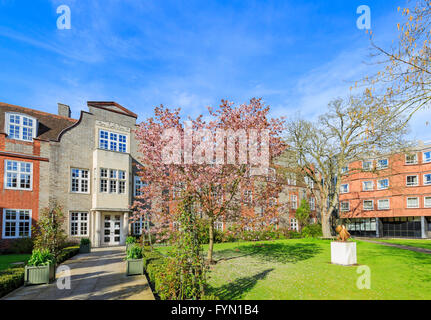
(339, 142, 431, 238)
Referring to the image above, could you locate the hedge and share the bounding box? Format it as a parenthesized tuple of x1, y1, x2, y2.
(0, 245, 79, 298)
(142, 249, 167, 299)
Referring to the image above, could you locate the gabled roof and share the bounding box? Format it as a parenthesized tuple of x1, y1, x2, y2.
(0, 102, 77, 141)
(87, 101, 138, 118)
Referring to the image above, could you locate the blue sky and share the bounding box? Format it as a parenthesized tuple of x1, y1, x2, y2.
(0, 0, 429, 140)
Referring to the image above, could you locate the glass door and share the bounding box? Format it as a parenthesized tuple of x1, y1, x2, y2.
(103, 214, 122, 246)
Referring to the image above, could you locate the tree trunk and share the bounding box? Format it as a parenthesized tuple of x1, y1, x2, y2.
(207, 218, 215, 264)
(321, 213, 332, 238)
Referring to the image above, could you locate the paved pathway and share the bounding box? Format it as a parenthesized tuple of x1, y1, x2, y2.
(357, 238, 431, 255)
(2, 246, 154, 300)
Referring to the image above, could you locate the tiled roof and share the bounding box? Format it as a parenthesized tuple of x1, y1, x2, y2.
(0, 102, 77, 141)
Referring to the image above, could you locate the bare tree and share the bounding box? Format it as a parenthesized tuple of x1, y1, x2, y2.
(287, 96, 409, 237)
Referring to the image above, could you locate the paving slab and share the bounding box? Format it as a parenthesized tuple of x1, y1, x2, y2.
(2, 246, 155, 300)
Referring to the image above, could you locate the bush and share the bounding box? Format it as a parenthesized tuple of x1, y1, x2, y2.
(80, 238, 91, 246)
(57, 246, 79, 264)
(9, 237, 33, 254)
(126, 236, 136, 245)
(301, 224, 323, 238)
(126, 245, 143, 260)
(142, 249, 167, 299)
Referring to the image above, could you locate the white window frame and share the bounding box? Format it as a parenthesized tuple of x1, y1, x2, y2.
(70, 212, 89, 236)
(304, 176, 314, 188)
(291, 195, 298, 209)
(423, 151, 431, 164)
(214, 221, 224, 231)
(290, 218, 298, 231)
(132, 216, 144, 235)
(424, 173, 431, 186)
(405, 153, 418, 165)
(134, 176, 147, 197)
(100, 168, 126, 194)
(407, 197, 419, 208)
(70, 168, 90, 193)
(340, 201, 350, 212)
(424, 196, 431, 208)
(98, 129, 128, 153)
(406, 175, 419, 186)
(2, 209, 32, 239)
(376, 159, 389, 170)
(341, 166, 349, 174)
(378, 199, 390, 210)
(362, 161, 372, 171)
(310, 197, 315, 210)
(363, 200, 374, 211)
(377, 178, 389, 190)
(362, 181, 373, 191)
(4, 160, 33, 191)
(340, 184, 349, 194)
(5, 113, 37, 141)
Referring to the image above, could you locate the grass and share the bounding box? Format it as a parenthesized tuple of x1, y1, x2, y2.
(0, 254, 30, 271)
(375, 239, 431, 250)
(157, 239, 431, 300)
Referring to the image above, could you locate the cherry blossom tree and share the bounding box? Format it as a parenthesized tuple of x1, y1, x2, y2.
(133, 98, 287, 263)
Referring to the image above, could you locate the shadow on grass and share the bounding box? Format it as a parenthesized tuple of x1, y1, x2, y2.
(213, 242, 322, 264)
(207, 268, 274, 300)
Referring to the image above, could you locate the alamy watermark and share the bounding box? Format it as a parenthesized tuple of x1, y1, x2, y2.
(357, 5, 371, 30)
(356, 265, 371, 290)
(161, 127, 270, 175)
(57, 5, 71, 30)
(56, 265, 71, 290)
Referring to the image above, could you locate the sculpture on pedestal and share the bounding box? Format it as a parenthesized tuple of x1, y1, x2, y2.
(335, 225, 350, 242)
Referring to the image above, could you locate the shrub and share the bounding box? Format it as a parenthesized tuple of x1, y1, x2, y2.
(57, 246, 79, 264)
(126, 236, 136, 245)
(0, 267, 25, 298)
(126, 245, 143, 260)
(301, 224, 323, 238)
(27, 249, 55, 266)
(80, 238, 91, 246)
(9, 237, 33, 254)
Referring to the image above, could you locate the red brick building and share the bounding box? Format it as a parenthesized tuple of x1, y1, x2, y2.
(339, 141, 431, 238)
(0, 102, 76, 249)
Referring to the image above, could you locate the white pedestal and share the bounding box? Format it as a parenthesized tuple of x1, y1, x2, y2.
(331, 242, 357, 266)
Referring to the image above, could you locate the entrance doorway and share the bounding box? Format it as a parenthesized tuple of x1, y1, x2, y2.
(103, 214, 122, 246)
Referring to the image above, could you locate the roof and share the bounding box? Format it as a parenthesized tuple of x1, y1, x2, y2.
(87, 101, 138, 118)
(0, 102, 77, 141)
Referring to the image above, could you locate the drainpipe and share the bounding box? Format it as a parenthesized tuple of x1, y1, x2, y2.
(375, 217, 381, 238)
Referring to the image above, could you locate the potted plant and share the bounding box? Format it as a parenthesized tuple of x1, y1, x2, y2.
(126, 244, 144, 276)
(79, 238, 91, 253)
(24, 249, 55, 285)
(126, 236, 136, 252)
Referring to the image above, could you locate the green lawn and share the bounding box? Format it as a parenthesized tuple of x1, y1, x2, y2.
(375, 239, 431, 251)
(0, 254, 30, 271)
(157, 239, 431, 300)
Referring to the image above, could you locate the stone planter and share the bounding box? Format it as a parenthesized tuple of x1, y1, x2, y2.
(331, 241, 357, 266)
(24, 263, 55, 285)
(126, 259, 144, 276)
(79, 244, 91, 254)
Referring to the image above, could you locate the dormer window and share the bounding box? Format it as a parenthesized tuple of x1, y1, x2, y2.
(5, 113, 37, 141)
(99, 129, 127, 153)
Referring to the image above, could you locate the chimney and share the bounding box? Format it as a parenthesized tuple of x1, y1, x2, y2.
(58, 103, 71, 118)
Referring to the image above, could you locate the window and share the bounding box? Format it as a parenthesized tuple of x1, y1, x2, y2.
(100, 168, 126, 194)
(340, 184, 349, 194)
(214, 221, 224, 231)
(405, 153, 418, 165)
(244, 190, 253, 204)
(362, 161, 372, 171)
(340, 201, 350, 212)
(424, 174, 431, 185)
(362, 181, 373, 191)
(99, 130, 127, 153)
(70, 212, 88, 236)
(377, 179, 389, 190)
(407, 197, 419, 208)
(341, 166, 349, 174)
(4, 160, 32, 190)
(310, 197, 315, 210)
(132, 216, 149, 235)
(134, 176, 147, 197)
(378, 199, 390, 210)
(406, 175, 418, 186)
(71, 169, 89, 193)
(424, 151, 431, 163)
(425, 196, 431, 208)
(290, 218, 298, 231)
(377, 159, 388, 170)
(5, 113, 37, 141)
(2, 209, 31, 239)
(305, 177, 314, 188)
(363, 200, 374, 211)
(287, 174, 296, 186)
(291, 195, 298, 209)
